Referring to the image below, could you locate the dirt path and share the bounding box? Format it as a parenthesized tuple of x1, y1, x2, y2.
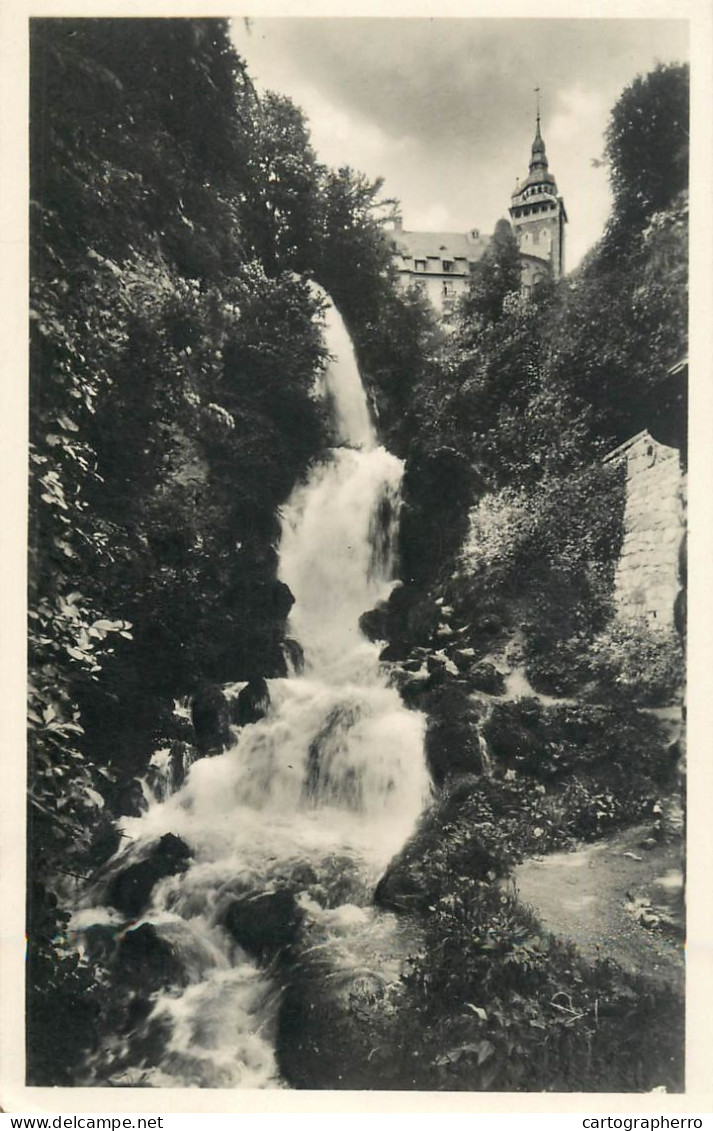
(512, 824, 684, 991)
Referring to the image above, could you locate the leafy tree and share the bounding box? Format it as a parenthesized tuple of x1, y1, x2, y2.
(604, 62, 689, 247)
(454, 218, 523, 340)
(244, 91, 323, 274)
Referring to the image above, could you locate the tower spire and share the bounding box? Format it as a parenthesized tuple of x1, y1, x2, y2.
(529, 87, 548, 173)
(509, 88, 568, 286)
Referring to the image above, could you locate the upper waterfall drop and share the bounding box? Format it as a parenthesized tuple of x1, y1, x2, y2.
(278, 298, 403, 678)
(319, 300, 376, 451)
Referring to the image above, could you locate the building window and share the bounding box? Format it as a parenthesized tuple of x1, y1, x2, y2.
(442, 260, 453, 273)
(415, 259, 426, 272)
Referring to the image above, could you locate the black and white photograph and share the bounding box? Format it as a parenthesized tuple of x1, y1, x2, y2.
(4, 6, 708, 1107)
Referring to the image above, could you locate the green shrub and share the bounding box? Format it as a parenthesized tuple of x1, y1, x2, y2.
(585, 620, 684, 706)
(399, 880, 683, 1092)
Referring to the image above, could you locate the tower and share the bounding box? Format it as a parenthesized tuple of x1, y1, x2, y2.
(509, 94, 567, 291)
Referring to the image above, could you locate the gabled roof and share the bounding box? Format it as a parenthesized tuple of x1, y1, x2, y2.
(391, 229, 490, 264)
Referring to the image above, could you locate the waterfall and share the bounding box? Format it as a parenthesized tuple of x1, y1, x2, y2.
(73, 296, 429, 1089)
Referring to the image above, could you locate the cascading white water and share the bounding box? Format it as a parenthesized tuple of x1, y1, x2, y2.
(73, 296, 429, 1089)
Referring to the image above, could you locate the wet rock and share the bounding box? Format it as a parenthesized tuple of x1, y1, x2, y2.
(271, 579, 296, 622)
(475, 613, 502, 636)
(107, 833, 193, 919)
(422, 685, 485, 786)
(398, 673, 432, 707)
(283, 637, 305, 675)
(106, 777, 146, 819)
(359, 603, 389, 643)
(452, 647, 477, 673)
(316, 854, 370, 908)
(88, 819, 122, 868)
(426, 654, 448, 682)
(191, 683, 232, 755)
(465, 661, 506, 696)
(81, 922, 121, 964)
(223, 889, 303, 963)
(288, 863, 318, 890)
(231, 677, 271, 727)
(373, 860, 429, 914)
(440, 773, 482, 817)
(276, 953, 407, 1089)
(379, 642, 407, 663)
(518, 696, 543, 724)
(483, 701, 541, 773)
(146, 740, 195, 801)
(169, 739, 195, 791)
(115, 923, 186, 990)
(374, 802, 499, 916)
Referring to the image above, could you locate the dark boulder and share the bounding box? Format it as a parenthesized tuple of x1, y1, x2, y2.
(115, 923, 186, 991)
(88, 819, 122, 868)
(373, 859, 429, 914)
(466, 661, 506, 696)
(422, 684, 485, 786)
(191, 683, 232, 755)
(397, 674, 431, 707)
(475, 613, 503, 637)
(374, 797, 499, 916)
(283, 637, 305, 675)
(271, 579, 296, 622)
(106, 833, 192, 919)
(276, 966, 406, 1089)
(145, 740, 195, 801)
(483, 701, 541, 774)
(359, 603, 390, 643)
(80, 922, 121, 965)
(223, 889, 303, 963)
(231, 677, 271, 727)
(106, 777, 146, 819)
(426, 654, 448, 682)
(452, 647, 477, 673)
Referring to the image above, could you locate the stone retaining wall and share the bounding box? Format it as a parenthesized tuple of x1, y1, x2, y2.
(604, 430, 686, 629)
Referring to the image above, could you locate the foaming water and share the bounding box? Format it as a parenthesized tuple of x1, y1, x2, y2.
(75, 297, 429, 1088)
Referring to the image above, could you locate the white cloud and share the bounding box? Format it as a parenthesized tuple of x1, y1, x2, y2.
(289, 80, 412, 171)
(407, 202, 452, 230)
(549, 83, 607, 148)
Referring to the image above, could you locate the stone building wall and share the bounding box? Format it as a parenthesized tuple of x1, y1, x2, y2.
(604, 430, 686, 629)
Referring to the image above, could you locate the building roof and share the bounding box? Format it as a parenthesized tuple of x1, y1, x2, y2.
(391, 228, 490, 265)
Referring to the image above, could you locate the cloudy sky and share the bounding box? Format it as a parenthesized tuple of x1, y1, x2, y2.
(230, 18, 688, 270)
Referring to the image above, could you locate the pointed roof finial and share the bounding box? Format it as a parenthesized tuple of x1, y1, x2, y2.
(529, 87, 548, 172)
